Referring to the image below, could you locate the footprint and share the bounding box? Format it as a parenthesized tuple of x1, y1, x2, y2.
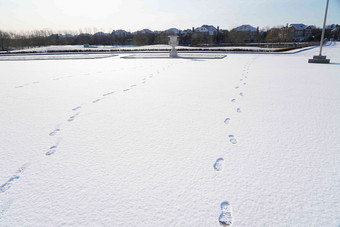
(68, 112, 79, 122)
(130, 84, 137, 87)
(224, 118, 230, 124)
(0, 163, 29, 193)
(32, 81, 40, 84)
(244, 76, 247, 78)
(240, 79, 243, 81)
(239, 92, 243, 96)
(228, 135, 237, 144)
(0, 176, 20, 193)
(49, 127, 60, 136)
(15, 85, 25, 88)
(214, 158, 224, 171)
(45, 138, 61, 156)
(219, 201, 233, 226)
(45, 145, 57, 156)
(72, 106, 81, 111)
(243, 83, 246, 85)
(235, 86, 239, 89)
(142, 81, 146, 84)
(103, 91, 114, 96)
(92, 99, 101, 103)
(231, 99, 236, 103)
(237, 108, 241, 113)
(123, 89, 130, 92)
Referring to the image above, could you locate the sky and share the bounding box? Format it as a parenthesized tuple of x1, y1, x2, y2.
(0, 0, 339, 33)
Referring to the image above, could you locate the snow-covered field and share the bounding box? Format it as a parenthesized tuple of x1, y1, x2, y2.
(5, 44, 281, 53)
(0, 42, 339, 226)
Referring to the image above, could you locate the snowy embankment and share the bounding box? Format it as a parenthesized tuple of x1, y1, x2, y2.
(0, 42, 339, 226)
(4, 44, 284, 54)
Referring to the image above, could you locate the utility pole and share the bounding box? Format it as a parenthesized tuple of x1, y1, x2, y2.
(309, 0, 331, 63)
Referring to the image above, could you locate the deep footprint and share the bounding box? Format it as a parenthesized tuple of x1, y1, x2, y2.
(0, 163, 29, 193)
(103, 91, 114, 96)
(239, 92, 243, 96)
(237, 108, 241, 113)
(68, 113, 79, 122)
(72, 106, 81, 111)
(231, 99, 236, 103)
(46, 145, 57, 156)
(49, 128, 60, 136)
(219, 201, 233, 226)
(228, 135, 237, 144)
(92, 99, 101, 103)
(214, 158, 224, 171)
(224, 118, 230, 124)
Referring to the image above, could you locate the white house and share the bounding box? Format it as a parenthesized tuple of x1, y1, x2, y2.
(195, 25, 217, 36)
(234, 25, 257, 32)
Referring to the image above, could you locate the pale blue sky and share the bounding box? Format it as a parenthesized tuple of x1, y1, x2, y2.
(0, 0, 339, 32)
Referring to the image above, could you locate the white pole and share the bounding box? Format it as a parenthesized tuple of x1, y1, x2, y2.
(319, 0, 330, 56)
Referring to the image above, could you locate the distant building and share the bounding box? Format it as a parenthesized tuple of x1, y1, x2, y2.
(281, 24, 316, 41)
(165, 28, 180, 34)
(114, 30, 129, 36)
(60, 34, 74, 38)
(94, 32, 110, 36)
(325, 24, 337, 30)
(233, 25, 257, 32)
(181, 29, 192, 36)
(135, 29, 153, 34)
(231, 25, 259, 42)
(288, 24, 307, 41)
(195, 25, 218, 36)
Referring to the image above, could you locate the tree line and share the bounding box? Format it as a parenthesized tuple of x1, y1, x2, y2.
(0, 27, 337, 51)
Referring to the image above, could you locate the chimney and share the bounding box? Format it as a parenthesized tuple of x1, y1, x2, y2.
(192, 27, 194, 32)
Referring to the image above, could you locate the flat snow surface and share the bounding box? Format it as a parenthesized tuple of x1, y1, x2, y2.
(5, 44, 280, 53)
(0, 42, 339, 226)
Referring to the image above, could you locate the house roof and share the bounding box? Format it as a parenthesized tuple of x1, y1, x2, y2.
(165, 28, 180, 34)
(290, 24, 307, 30)
(325, 24, 336, 29)
(115, 30, 128, 35)
(60, 34, 74, 38)
(201, 25, 217, 32)
(306, 25, 316, 29)
(234, 25, 257, 32)
(94, 32, 110, 36)
(139, 29, 153, 34)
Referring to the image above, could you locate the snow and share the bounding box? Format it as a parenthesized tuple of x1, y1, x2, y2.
(0, 42, 339, 226)
(6, 44, 283, 53)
